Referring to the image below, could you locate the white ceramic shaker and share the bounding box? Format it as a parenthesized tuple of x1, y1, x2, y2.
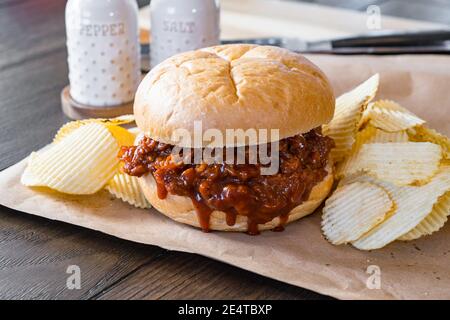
(65, 0, 141, 107)
(150, 0, 221, 67)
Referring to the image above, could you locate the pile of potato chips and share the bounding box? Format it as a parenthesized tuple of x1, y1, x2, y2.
(322, 74, 450, 250)
(21, 115, 150, 209)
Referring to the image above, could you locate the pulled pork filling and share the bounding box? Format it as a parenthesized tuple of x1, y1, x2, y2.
(120, 128, 334, 235)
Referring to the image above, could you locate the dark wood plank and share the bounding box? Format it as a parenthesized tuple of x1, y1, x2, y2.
(0, 0, 66, 71)
(0, 205, 166, 300)
(0, 0, 68, 170)
(94, 252, 329, 300)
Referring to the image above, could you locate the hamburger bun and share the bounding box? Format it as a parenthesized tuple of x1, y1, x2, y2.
(134, 44, 335, 147)
(132, 44, 335, 233)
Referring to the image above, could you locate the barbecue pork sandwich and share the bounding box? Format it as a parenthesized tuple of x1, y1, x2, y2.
(120, 44, 335, 235)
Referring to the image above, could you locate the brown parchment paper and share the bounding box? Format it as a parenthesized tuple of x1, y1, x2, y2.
(1, 55, 450, 300)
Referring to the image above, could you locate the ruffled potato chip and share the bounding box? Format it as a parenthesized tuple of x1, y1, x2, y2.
(360, 100, 425, 132)
(107, 125, 136, 147)
(343, 142, 442, 186)
(398, 192, 450, 241)
(53, 114, 135, 143)
(323, 74, 379, 162)
(336, 126, 409, 177)
(408, 126, 450, 159)
(127, 127, 141, 135)
(349, 167, 450, 250)
(322, 181, 393, 245)
(22, 123, 120, 194)
(106, 173, 150, 209)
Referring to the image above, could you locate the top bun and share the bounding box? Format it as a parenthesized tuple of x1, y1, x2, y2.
(134, 44, 335, 147)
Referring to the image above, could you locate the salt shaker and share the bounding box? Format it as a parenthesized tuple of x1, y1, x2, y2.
(150, 0, 221, 67)
(65, 0, 141, 107)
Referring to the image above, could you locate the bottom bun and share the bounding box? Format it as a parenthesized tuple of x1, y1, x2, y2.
(139, 163, 333, 232)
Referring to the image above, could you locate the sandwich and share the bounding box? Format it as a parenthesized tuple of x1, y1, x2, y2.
(120, 44, 335, 235)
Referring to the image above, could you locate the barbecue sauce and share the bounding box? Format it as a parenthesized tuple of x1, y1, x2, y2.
(120, 129, 334, 234)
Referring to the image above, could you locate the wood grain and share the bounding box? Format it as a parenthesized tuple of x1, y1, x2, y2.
(0, 0, 329, 300)
(0, 206, 165, 300)
(94, 252, 329, 300)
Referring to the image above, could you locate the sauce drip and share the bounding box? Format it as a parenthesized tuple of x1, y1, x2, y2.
(225, 211, 237, 227)
(273, 213, 289, 232)
(120, 129, 334, 234)
(190, 195, 213, 232)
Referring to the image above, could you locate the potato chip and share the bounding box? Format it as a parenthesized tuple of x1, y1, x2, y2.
(398, 192, 450, 241)
(343, 142, 442, 185)
(323, 74, 379, 162)
(53, 114, 135, 143)
(361, 100, 425, 132)
(408, 126, 450, 159)
(106, 125, 136, 147)
(21, 152, 41, 186)
(365, 127, 410, 144)
(127, 127, 141, 135)
(350, 166, 450, 250)
(22, 123, 120, 194)
(106, 173, 150, 209)
(322, 181, 393, 245)
(336, 126, 409, 177)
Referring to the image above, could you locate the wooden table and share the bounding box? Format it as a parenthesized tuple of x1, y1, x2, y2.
(2, 0, 444, 300)
(0, 0, 328, 300)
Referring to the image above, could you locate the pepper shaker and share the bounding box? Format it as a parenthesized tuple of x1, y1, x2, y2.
(65, 0, 141, 107)
(150, 0, 221, 67)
